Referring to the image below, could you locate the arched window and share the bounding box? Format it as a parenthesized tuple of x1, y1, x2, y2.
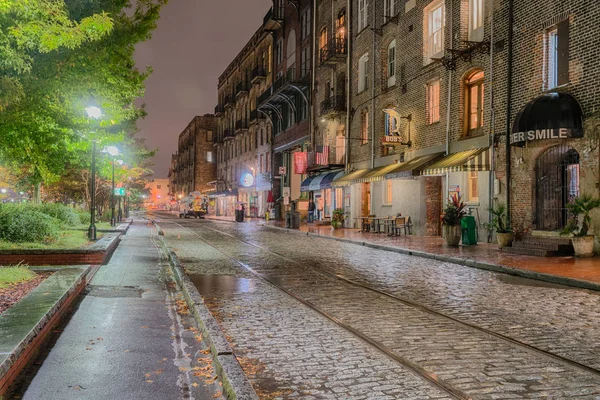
(319, 26, 328, 51)
(387, 40, 396, 87)
(336, 9, 347, 40)
(464, 70, 484, 136)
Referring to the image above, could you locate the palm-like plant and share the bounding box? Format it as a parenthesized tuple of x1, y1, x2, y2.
(561, 194, 600, 237)
(442, 193, 467, 226)
(489, 203, 512, 233)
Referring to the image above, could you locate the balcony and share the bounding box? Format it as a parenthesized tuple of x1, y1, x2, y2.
(235, 119, 249, 133)
(320, 95, 347, 116)
(263, 6, 284, 32)
(214, 104, 224, 115)
(307, 145, 346, 171)
(319, 37, 348, 65)
(250, 109, 265, 124)
(251, 66, 267, 84)
(236, 81, 249, 98)
(223, 129, 235, 141)
(257, 64, 309, 108)
(224, 95, 235, 108)
(257, 86, 273, 106)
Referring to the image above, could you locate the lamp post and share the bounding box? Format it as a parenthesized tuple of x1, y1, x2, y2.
(104, 146, 120, 226)
(86, 106, 102, 240)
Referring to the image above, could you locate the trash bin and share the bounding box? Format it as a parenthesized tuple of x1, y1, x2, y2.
(285, 212, 291, 228)
(274, 203, 281, 220)
(461, 215, 477, 245)
(290, 212, 300, 229)
(235, 209, 244, 222)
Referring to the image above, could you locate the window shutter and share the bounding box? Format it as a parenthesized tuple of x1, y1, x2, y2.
(557, 20, 570, 86)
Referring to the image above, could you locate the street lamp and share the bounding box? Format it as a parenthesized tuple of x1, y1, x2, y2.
(104, 146, 120, 226)
(86, 106, 102, 240)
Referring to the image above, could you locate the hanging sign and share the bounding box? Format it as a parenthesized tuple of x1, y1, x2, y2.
(240, 173, 254, 188)
(279, 166, 287, 175)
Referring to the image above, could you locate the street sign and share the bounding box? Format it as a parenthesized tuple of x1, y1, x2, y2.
(114, 188, 126, 196)
(279, 166, 287, 175)
(283, 196, 289, 205)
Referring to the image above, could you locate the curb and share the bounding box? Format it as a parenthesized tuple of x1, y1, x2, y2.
(261, 224, 600, 292)
(0, 267, 92, 397)
(149, 219, 258, 400)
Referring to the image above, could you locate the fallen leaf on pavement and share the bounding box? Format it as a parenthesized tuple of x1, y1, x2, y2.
(213, 391, 222, 398)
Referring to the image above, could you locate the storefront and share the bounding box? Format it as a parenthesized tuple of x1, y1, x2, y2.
(300, 170, 344, 221)
(210, 189, 238, 217)
(507, 92, 590, 234)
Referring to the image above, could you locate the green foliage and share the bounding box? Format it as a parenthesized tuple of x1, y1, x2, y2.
(441, 194, 466, 227)
(0, 204, 59, 243)
(484, 203, 512, 234)
(38, 203, 80, 226)
(0, 266, 36, 288)
(78, 210, 91, 225)
(561, 194, 600, 237)
(332, 208, 345, 228)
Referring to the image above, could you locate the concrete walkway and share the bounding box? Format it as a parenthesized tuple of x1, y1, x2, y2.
(200, 214, 600, 289)
(13, 220, 224, 400)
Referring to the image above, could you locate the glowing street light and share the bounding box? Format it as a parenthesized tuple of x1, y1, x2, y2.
(86, 106, 102, 240)
(85, 106, 102, 120)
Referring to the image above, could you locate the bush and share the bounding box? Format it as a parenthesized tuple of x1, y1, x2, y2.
(39, 203, 80, 226)
(0, 204, 59, 243)
(78, 210, 91, 225)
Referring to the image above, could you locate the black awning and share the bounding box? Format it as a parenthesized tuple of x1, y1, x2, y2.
(510, 92, 584, 146)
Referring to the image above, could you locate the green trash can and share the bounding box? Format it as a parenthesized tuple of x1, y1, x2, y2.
(461, 215, 477, 245)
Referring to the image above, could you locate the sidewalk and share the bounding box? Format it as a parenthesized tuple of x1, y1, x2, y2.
(203, 215, 600, 290)
(13, 219, 224, 400)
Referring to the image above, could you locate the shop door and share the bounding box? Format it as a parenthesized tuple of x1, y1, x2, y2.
(535, 145, 580, 231)
(361, 183, 371, 217)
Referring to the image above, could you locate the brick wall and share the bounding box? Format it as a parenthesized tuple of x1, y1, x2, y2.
(425, 176, 442, 235)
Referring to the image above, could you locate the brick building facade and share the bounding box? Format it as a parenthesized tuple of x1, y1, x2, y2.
(215, 26, 273, 217)
(169, 115, 217, 198)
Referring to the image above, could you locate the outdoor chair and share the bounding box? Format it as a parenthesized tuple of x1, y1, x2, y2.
(394, 216, 408, 236)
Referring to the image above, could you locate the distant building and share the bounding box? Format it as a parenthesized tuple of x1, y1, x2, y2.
(146, 178, 170, 208)
(170, 115, 217, 198)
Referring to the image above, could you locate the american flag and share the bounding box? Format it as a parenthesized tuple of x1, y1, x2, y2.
(316, 145, 329, 165)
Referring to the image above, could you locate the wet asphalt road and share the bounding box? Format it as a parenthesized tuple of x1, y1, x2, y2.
(155, 213, 600, 399)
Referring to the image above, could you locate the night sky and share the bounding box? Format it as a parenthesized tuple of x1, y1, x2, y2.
(134, 0, 273, 178)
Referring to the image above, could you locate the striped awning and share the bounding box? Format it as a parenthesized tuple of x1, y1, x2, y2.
(300, 175, 316, 192)
(320, 171, 344, 189)
(308, 174, 327, 191)
(421, 147, 491, 176)
(355, 164, 400, 183)
(385, 153, 445, 179)
(331, 169, 370, 186)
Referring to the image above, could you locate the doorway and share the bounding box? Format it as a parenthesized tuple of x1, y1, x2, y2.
(535, 145, 580, 231)
(361, 182, 371, 217)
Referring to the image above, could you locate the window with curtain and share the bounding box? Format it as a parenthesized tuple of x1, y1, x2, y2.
(469, 171, 479, 202)
(358, 53, 369, 93)
(426, 79, 440, 124)
(425, 0, 445, 64)
(468, 0, 484, 41)
(384, 0, 395, 21)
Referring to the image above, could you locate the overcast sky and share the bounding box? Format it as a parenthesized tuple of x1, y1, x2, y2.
(134, 0, 273, 178)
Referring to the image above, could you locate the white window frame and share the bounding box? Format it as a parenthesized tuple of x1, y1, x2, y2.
(384, 0, 395, 22)
(358, 0, 368, 32)
(387, 40, 396, 87)
(545, 27, 558, 90)
(426, 79, 440, 124)
(424, 0, 445, 64)
(358, 53, 369, 93)
(468, 0, 484, 42)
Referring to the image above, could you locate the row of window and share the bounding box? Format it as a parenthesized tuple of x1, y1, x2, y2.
(359, 69, 485, 144)
(218, 127, 271, 163)
(222, 152, 271, 184)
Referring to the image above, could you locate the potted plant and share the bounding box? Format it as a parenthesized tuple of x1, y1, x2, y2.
(332, 208, 345, 229)
(561, 194, 600, 257)
(486, 203, 513, 249)
(441, 194, 466, 246)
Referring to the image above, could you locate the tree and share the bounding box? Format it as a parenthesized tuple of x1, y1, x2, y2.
(0, 0, 167, 202)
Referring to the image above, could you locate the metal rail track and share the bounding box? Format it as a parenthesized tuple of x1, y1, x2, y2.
(154, 215, 600, 396)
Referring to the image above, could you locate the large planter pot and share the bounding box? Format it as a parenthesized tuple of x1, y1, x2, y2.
(332, 220, 343, 229)
(496, 232, 514, 249)
(444, 225, 461, 247)
(572, 235, 595, 257)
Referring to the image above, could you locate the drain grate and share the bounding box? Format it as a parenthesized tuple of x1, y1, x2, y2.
(86, 285, 146, 298)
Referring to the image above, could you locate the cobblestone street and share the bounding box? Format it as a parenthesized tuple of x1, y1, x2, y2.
(154, 213, 600, 399)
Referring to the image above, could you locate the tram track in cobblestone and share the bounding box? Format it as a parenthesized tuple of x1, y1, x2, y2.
(158, 217, 600, 397)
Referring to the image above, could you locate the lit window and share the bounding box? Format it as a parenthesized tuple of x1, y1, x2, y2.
(358, 0, 368, 31)
(360, 110, 369, 144)
(358, 53, 369, 93)
(319, 27, 328, 51)
(427, 79, 440, 124)
(157, 185, 161, 190)
(469, 171, 479, 202)
(424, 0, 445, 64)
(544, 20, 569, 90)
(387, 40, 396, 87)
(468, 0, 484, 42)
(206, 151, 213, 163)
(385, 180, 393, 204)
(465, 70, 484, 135)
(335, 188, 343, 209)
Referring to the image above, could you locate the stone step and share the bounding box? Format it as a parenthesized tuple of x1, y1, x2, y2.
(511, 241, 571, 252)
(502, 247, 559, 257)
(518, 236, 572, 246)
